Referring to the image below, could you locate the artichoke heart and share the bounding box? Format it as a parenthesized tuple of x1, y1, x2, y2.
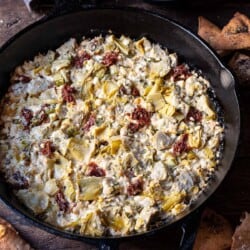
(110, 216, 125, 231)
(162, 191, 185, 212)
(202, 147, 214, 160)
(147, 92, 166, 111)
(80, 212, 93, 234)
(51, 59, 71, 73)
(178, 121, 188, 132)
(83, 211, 105, 236)
(95, 67, 107, 80)
(135, 38, 145, 54)
(81, 79, 94, 98)
(197, 95, 215, 118)
(164, 91, 179, 108)
(17, 190, 49, 214)
(39, 88, 60, 104)
(67, 138, 95, 163)
(153, 131, 173, 150)
(159, 103, 176, 117)
(148, 182, 164, 201)
(164, 153, 177, 167)
(78, 177, 103, 201)
(44, 179, 58, 195)
(148, 71, 159, 81)
(147, 79, 163, 96)
(187, 151, 197, 160)
(33, 66, 43, 75)
(110, 139, 122, 155)
(63, 178, 75, 201)
(53, 70, 67, 86)
(188, 129, 202, 148)
(53, 152, 72, 180)
(185, 80, 196, 96)
(94, 124, 112, 141)
(149, 59, 171, 78)
(143, 86, 152, 96)
(103, 81, 119, 98)
(114, 37, 129, 55)
(50, 129, 71, 156)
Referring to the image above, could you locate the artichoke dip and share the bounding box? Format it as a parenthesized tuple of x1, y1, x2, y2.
(0, 35, 224, 236)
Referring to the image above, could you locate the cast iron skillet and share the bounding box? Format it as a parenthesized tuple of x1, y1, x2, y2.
(0, 7, 240, 250)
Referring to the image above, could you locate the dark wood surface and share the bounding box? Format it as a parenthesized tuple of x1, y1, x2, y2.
(0, 0, 250, 249)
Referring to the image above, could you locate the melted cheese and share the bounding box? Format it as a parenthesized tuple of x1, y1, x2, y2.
(0, 35, 224, 236)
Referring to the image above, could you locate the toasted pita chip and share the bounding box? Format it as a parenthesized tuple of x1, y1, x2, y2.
(229, 52, 250, 84)
(198, 16, 250, 51)
(0, 218, 32, 250)
(198, 16, 222, 48)
(232, 212, 250, 250)
(193, 208, 233, 250)
(222, 12, 250, 35)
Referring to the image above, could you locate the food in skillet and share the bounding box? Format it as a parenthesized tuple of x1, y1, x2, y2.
(0, 35, 224, 236)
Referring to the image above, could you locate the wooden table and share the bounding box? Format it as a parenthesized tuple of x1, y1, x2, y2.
(0, 1, 250, 249)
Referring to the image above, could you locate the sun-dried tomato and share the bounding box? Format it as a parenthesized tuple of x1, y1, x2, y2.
(82, 114, 95, 132)
(21, 108, 33, 129)
(127, 106, 151, 133)
(22, 108, 33, 122)
(119, 85, 140, 97)
(22, 106, 49, 129)
(124, 169, 135, 179)
(87, 162, 106, 177)
(186, 107, 202, 122)
(172, 64, 192, 81)
(127, 179, 143, 196)
(32, 108, 49, 126)
(128, 122, 141, 133)
(119, 85, 127, 95)
(12, 171, 29, 190)
(62, 85, 76, 104)
(73, 52, 91, 68)
(38, 110, 49, 123)
(55, 190, 69, 213)
(40, 141, 54, 157)
(14, 74, 31, 83)
(131, 106, 151, 127)
(131, 86, 140, 97)
(102, 51, 119, 67)
(173, 134, 189, 155)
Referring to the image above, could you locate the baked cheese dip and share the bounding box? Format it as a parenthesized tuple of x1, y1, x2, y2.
(0, 35, 224, 236)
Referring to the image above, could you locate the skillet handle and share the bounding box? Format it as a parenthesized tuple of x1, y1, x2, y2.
(98, 241, 119, 250)
(179, 208, 203, 250)
(220, 67, 235, 90)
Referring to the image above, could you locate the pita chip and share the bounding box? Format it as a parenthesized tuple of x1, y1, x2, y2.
(198, 16, 222, 49)
(0, 218, 32, 250)
(222, 12, 250, 35)
(198, 15, 250, 51)
(232, 212, 250, 250)
(193, 208, 233, 250)
(229, 52, 250, 84)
